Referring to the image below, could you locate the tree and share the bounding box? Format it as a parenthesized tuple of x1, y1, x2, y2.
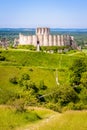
(80, 72, 87, 88)
(51, 85, 79, 106)
(69, 58, 86, 86)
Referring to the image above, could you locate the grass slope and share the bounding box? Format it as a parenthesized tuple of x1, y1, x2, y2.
(0, 65, 69, 104)
(0, 50, 77, 68)
(0, 50, 87, 104)
(23, 111, 87, 130)
(0, 106, 55, 130)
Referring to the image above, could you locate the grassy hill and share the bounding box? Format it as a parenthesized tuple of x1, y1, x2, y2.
(0, 49, 80, 67)
(25, 110, 87, 130)
(0, 49, 87, 129)
(0, 49, 87, 106)
(0, 106, 55, 130)
(0, 106, 87, 130)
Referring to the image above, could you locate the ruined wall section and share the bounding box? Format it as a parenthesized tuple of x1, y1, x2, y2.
(19, 34, 37, 46)
(19, 26, 73, 47)
(19, 34, 71, 46)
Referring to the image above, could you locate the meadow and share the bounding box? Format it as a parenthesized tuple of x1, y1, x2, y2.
(0, 49, 86, 105)
(0, 49, 87, 130)
(0, 106, 55, 130)
(30, 110, 87, 130)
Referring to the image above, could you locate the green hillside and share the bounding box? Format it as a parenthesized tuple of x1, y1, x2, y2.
(0, 49, 87, 130)
(26, 110, 87, 130)
(0, 49, 79, 67)
(0, 49, 87, 109)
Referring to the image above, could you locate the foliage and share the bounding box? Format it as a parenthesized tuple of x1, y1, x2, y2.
(9, 76, 18, 84)
(39, 80, 47, 90)
(0, 106, 42, 130)
(46, 103, 62, 113)
(79, 87, 87, 104)
(17, 45, 36, 50)
(80, 71, 87, 88)
(12, 98, 26, 112)
(0, 55, 6, 61)
(69, 58, 87, 86)
(0, 50, 87, 112)
(50, 86, 79, 106)
(21, 73, 30, 80)
(40, 46, 70, 52)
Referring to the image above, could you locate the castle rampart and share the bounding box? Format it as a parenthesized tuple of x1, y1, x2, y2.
(18, 28, 75, 48)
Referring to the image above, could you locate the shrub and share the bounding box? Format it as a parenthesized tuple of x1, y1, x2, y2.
(17, 45, 36, 50)
(46, 103, 62, 113)
(21, 73, 30, 80)
(73, 102, 85, 110)
(39, 80, 47, 90)
(9, 76, 18, 84)
(0, 55, 6, 61)
(29, 68, 33, 71)
(69, 58, 87, 86)
(80, 72, 87, 88)
(51, 85, 79, 106)
(12, 98, 26, 112)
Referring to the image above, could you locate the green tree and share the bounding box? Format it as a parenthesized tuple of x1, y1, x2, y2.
(50, 85, 79, 106)
(80, 72, 87, 88)
(69, 58, 86, 86)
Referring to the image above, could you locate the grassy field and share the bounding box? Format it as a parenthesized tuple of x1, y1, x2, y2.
(1, 105, 87, 130)
(24, 110, 87, 130)
(0, 106, 55, 130)
(0, 49, 87, 105)
(0, 50, 75, 104)
(0, 49, 80, 68)
(0, 49, 87, 130)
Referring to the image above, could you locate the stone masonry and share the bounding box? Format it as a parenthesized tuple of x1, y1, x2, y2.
(18, 27, 75, 47)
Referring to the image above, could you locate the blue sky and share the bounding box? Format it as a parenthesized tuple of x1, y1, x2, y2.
(0, 0, 87, 28)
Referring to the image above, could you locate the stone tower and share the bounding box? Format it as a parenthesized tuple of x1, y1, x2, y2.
(36, 27, 50, 35)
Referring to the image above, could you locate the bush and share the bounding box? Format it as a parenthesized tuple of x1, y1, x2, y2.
(40, 46, 70, 52)
(51, 85, 79, 106)
(17, 45, 36, 50)
(39, 80, 47, 90)
(0, 55, 6, 61)
(69, 58, 87, 86)
(9, 76, 18, 84)
(12, 98, 26, 112)
(73, 102, 85, 110)
(21, 73, 30, 80)
(46, 103, 62, 113)
(29, 68, 33, 71)
(80, 72, 87, 88)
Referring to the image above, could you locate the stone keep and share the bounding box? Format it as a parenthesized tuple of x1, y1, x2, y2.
(18, 27, 74, 47)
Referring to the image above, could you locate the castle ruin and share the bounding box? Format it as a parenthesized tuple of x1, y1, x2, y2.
(18, 28, 75, 47)
(13, 27, 79, 51)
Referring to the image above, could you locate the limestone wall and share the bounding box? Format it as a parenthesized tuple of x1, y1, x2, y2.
(32, 35, 37, 46)
(19, 33, 71, 47)
(57, 35, 61, 46)
(43, 35, 49, 46)
(49, 35, 53, 46)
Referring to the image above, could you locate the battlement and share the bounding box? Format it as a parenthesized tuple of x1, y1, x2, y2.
(36, 27, 50, 35)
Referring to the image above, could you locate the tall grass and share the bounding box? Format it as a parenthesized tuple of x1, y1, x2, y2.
(0, 106, 55, 130)
(37, 111, 87, 130)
